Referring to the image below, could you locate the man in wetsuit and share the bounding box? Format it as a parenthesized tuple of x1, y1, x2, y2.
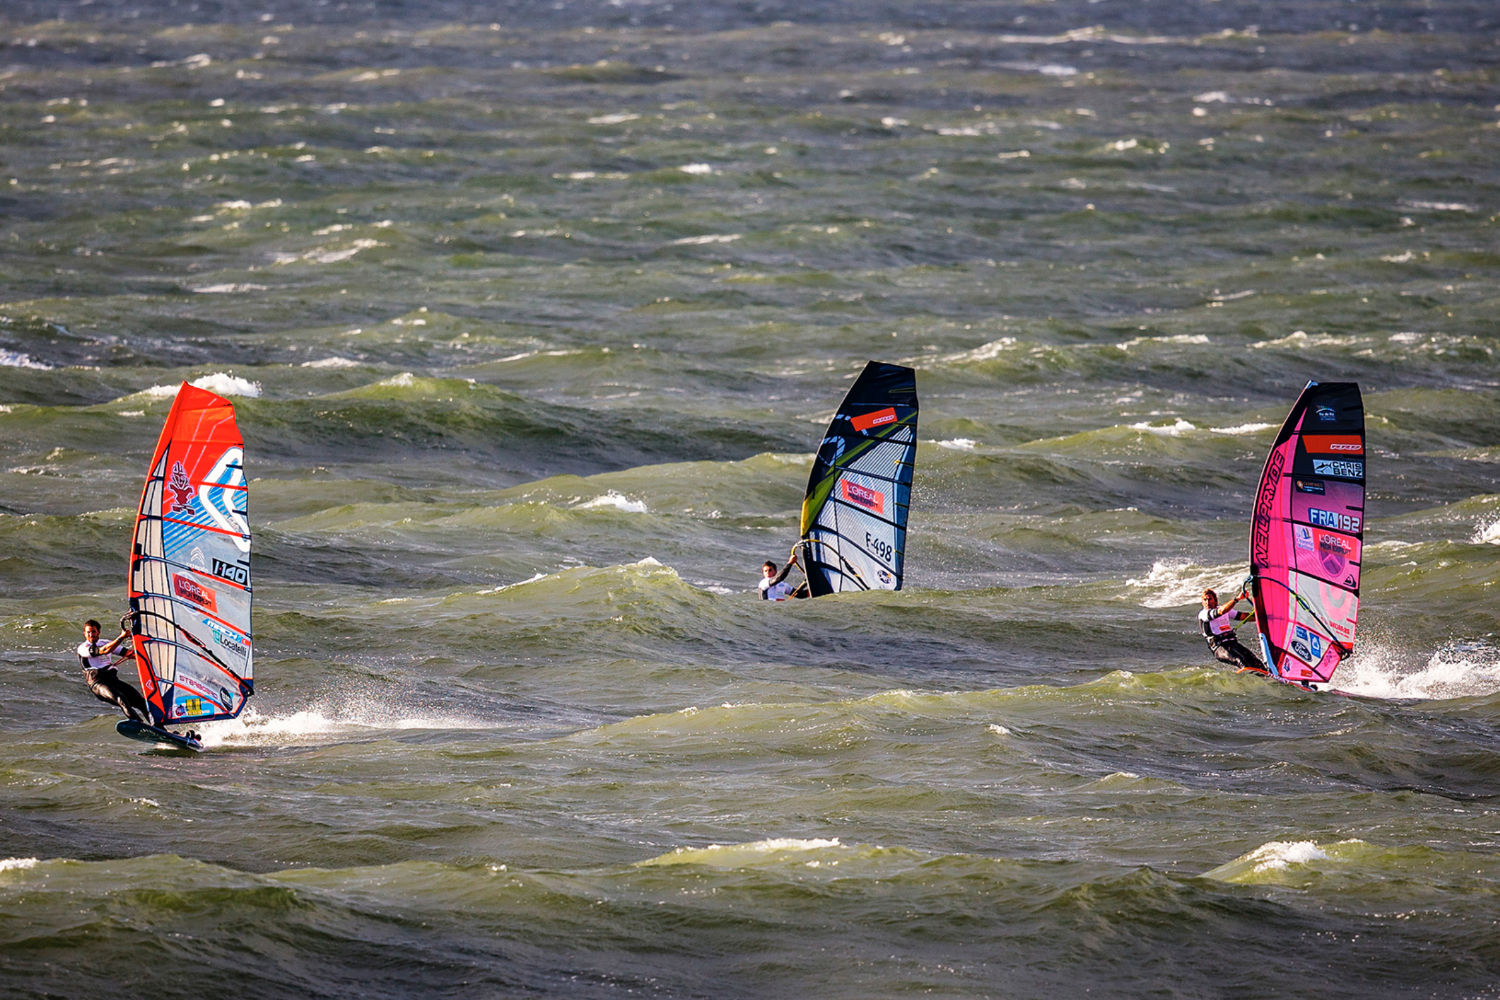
(1198, 588, 1267, 675)
(759, 556, 808, 601)
(77, 618, 153, 723)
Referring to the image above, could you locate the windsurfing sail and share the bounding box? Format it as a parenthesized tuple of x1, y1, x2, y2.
(1248, 381, 1364, 686)
(127, 382, 253, 726)
(797, 361, 918, 596)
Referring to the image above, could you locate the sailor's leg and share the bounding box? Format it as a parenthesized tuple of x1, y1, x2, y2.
(100, 673, 152, 723)
(1208, 642, 1242, 669)
(1225, 638, 1267, 675)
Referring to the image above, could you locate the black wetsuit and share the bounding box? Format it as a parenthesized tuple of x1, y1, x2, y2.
(1200, 607, 1267, 674)
(78, 640, 152, 723)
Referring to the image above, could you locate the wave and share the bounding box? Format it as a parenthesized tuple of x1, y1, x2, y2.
(1202, 837, 1500, 892)
(139, 371, 263, 399)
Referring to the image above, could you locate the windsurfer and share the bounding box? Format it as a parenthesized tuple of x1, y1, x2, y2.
(1198, 589, 1267, 675)
(760, 557, 808, 601)
(76, 618, 153, 723)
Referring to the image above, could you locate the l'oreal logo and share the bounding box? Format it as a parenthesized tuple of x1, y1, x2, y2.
(841, 480, 886, 514)
(172, 573, 217, 612)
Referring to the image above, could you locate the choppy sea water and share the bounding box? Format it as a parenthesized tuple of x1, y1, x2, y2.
(2, 2, 1499, 997)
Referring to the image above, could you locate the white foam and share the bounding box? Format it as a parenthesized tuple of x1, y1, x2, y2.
(1401, 200, 1476, 213)
(1244, 840, 1329, 872)
(191, 283, 269, 294)
(1470, 517, 1500, 545)
(1335, 641, 1500, 700)
(678, 163, 714, 175)
(935, 438, 977, 451)
(306, 238, 384, 264)
(474, 571, 550, 596)
(1129, 417, 1197, 436)
(1251, 329, 1368, 350)
(141, 373, 262, 398)
(198, 702, 499, 746)
(577, 491, 647, 513)
(1209, 422, 1275, 436)
(643, 837, 844, 867)
(301, 357, 360, 369)
(1120, 333, 1209, 349)
(0, 857, 39, 872)
(1127, 559, 1232, 609)
(0, 350, 51, 370)
(192, 372, 262, 397)
(670, 234, 741, 245)
(942, 337, 1016, 363)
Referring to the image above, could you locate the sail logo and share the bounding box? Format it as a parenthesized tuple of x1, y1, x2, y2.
(1319, 533, 1351, 575)
(1295, 479, 1325, 495)
(1251, 450, 1285, 563)
(200, 447, 250, 554)
(1308, 508, 1360, 533)
(1294, 525, 1315, 551)
(1312, 458, 1363, 479)
(176, 696, 207, 718)
(1304, 435, 1363, 455)
(167, 461, 196, 515)
(1290, 625, 1324, 665)
(172, 573, 218, 613)
(202, 618, 249, 663)
(841, 480, 886, 514)
(851, 407, 898, 433)
(212, 558, 249, 586)
(817, 435, 847, 467)
(1315, 405, 1337, 422)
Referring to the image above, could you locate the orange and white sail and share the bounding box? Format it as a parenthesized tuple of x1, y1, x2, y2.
(127, 383, 253, 725)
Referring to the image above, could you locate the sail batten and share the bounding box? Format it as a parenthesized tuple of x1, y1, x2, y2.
(1248, 381, 1364, 686)
(798, 361, 918, 596)
(127, 383, 254, 726)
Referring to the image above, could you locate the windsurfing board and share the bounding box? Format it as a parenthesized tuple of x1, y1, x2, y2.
(116, 719, 203, 751)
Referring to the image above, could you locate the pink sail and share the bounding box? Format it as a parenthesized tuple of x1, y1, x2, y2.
(1248, 382, 1364, 686)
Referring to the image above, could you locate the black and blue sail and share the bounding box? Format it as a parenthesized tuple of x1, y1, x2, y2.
(797, 361, 918, 596)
